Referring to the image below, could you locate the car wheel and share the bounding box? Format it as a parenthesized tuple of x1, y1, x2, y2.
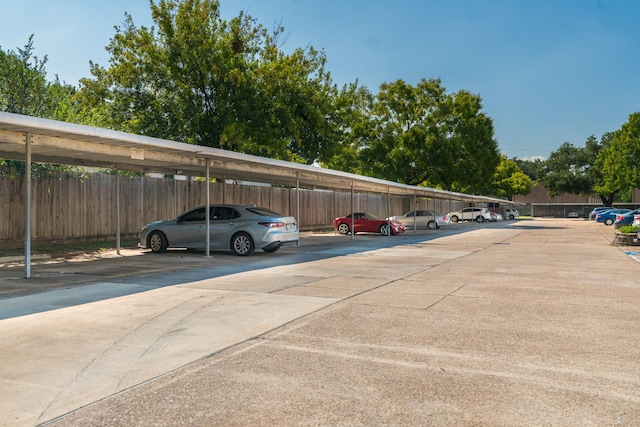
(262, 245, 280, 253)
(379, 223, 390, 236)
(427, 220, 437, 230)
(450, 215, 459, 223)
(337, 223, 350, 235)
(148, 231, 168, 253)
(605, 218, 614, 226)
(508, 215, 515, 220)
(230, 232, 254, 256)
(476, 216, 485, 223)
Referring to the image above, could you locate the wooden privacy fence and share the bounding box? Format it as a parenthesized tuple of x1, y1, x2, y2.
(0, 171, 463, 242)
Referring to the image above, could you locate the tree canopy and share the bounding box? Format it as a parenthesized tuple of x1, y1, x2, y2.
(1, 0, 533, 198)
(0, 35, 79, 175)
(488, 155, 534, 199)
(595, 113, 640, 204)
(76, 0, 342, 164)
(323, 78, 501, 193)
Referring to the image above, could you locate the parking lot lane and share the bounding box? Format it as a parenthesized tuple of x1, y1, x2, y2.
(5, 219, 640, 426)
(0, 286, 338, 426)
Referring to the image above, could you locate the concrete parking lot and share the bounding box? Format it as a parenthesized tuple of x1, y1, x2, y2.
(1, 219, 639, 426)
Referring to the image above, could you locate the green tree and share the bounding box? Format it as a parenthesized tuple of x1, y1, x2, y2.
(320, 82, 374, 174)
(350, 78, 499, 192)
(513, 157, 546, 181)
(541, 142, 591, 196)
(542, 135, 612, 205)
(444, 90, 500, 193)
(595, 113, 640, 204)
(77, 0, 341, 164)
(487, 155, 534, 199)
(0, 35, 51, 116)
(0, 36, 78, 175)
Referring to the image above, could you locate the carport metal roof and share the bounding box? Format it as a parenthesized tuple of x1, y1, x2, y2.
(0, 112, 508, 203)
(0, 112, 513, 278)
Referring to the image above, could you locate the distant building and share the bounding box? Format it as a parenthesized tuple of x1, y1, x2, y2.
(513, 184, 600, 205)
(512, 184, 639, 217)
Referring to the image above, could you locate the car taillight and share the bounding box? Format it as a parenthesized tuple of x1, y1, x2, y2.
(258, 221, 286, 228)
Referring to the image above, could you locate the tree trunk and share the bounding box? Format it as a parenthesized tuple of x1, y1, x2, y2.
(600, 193, 615, 206)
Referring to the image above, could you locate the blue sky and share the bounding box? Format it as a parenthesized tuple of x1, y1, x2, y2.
(1, 0, 639, 159)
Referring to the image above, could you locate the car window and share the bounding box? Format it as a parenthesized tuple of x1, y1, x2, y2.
(180, 207, 206, 222)
(247, 207, 282, 217)
(212, 207, 240, 220)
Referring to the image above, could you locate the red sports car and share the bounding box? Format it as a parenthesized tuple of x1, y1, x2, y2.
(334, 212, 406, 236)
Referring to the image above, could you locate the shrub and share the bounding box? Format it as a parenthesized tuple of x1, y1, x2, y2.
(618, 225, 640, 234)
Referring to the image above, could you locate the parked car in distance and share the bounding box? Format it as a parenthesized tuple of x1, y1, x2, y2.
(139, 204, 299, 256)
(387, 210, 451, 229)
(334, 212, 405, 235)
(492, 212, 503, 221)
(567, 210, 580, 218)
(595, 208, 631, 226)
(448, 207, 492, 223)
(505, 208, 519, 219)
(613, 209, 640, 229)
(589, 207, 612, 220)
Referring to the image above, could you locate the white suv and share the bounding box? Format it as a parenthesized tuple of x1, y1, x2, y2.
(448, 207, 492, 223)
(505, 208, 519, 220)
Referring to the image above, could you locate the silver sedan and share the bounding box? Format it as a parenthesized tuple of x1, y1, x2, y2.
(139, 204, 298, 256)
(388, 210, 452, 229)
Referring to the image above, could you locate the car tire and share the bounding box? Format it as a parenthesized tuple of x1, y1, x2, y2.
(230, 232, 254, 256)
(148, 231, 168, 253)
(450, 215, 459, 223)
(427, 220, 437, 230)
(508, 215, 515, 220)
(262, 245, 280, 253)
(337, 223, 351, 235)
(379, 223, 390, 236)
(605, 218, 614, 226)
(476, 216, 485, 223)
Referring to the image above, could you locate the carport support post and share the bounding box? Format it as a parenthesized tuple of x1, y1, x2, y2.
(413, 193, 417, 231)
(205, 160, 211, 257)
(350, 181, 354, 240)
(115, 165, 121, 255)
(296, 173, 300, 247)
(387, 188, 391, 236)
(24, 133, 32, 279)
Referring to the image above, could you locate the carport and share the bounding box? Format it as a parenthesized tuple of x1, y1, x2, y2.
(0, 112, 511, 278)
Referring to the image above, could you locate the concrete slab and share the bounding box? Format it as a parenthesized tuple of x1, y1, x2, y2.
(3, 220, 640, 426)
(0, 285, 337, 426)
(181, 272, 319, 293)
